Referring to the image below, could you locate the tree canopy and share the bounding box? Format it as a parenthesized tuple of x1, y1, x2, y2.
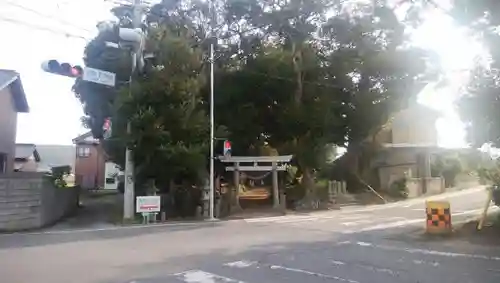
(74, 0, 440, 196)
(449, 0, 500, 147)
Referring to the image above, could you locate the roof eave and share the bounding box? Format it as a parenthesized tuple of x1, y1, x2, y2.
(11, 77, 30, 113)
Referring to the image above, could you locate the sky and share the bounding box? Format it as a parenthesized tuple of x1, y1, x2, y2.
(0, 0, 485, 147)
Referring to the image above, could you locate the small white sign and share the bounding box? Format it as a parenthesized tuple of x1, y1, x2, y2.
(83, 67, 116, 87)
(136, 196, 161, 213)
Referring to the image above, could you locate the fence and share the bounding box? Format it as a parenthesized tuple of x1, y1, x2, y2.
(328, 180, 347, 201)
(0, 172, 79, 231)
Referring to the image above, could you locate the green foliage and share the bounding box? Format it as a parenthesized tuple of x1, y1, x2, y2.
(75, 0, 439, 203)
(450, 0, 500, 147)
(492, 186, 500, 207)
(477, 159, 500, 207)
(115, 26, 209, 188)
(388, 178, 408, 199)
(47, 165, 72, 188)
(431, 154, 463, 188)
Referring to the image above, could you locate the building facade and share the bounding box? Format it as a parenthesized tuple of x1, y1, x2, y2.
(72, 132, 106, 189)
(0, 69, 29, 173)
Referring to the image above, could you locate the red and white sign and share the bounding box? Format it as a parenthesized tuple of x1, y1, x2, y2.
(136, 196, 161, 213)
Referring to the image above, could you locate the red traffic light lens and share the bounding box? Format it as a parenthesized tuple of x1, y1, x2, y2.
(103, 118, 111, 131)
(70, 67, 80, 76)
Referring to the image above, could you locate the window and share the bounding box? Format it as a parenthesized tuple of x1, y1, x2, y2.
(77, 147, 91, 158)
(0, 153, 6, 173)
(105, 177, 115, 184)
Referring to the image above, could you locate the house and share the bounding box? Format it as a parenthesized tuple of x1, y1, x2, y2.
(36, 144, 76, 172)
(0, 69, 29, 173)
(14, 144, 41, 172)
(14, 143, 76, 173)
(72, 132, 107, 189)
(372, 103, 444, 196)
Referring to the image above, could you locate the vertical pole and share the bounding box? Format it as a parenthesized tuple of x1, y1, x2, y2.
(208, 0, 216, 220)
(272, 161, 279, 208)
(124, 0, 142, 220)
(209, 41, 215, 220)
(232, 162, 241, 211)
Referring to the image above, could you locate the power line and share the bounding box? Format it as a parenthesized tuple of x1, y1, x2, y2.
(0, 16, 89, 40)
(3, 0, 93, 34)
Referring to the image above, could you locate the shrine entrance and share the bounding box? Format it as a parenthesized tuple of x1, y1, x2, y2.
(218, 155, 292, 213)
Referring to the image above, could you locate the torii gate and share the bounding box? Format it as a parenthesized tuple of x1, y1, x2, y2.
(218, 155, 293, 210)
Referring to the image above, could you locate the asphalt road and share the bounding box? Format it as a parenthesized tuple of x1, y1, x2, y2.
(1, 186, 499, 283)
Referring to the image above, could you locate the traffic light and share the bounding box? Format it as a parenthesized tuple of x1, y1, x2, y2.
(89, 116, 112, 139)
(223, 140, 232, 157)
(41, 60, 83, 78)
(103, 117, 112, 139)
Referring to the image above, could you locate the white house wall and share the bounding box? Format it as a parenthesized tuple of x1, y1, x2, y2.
(104, 162, 121, 190)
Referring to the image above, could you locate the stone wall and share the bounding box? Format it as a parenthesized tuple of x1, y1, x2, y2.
(0, 172, 79, 232)
(406, 177, 444, 198)
(452, 173, 481, 191)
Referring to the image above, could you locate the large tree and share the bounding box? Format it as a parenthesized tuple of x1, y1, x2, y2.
(214, 0, 438, 194)
(448, 0, 500, 147)
(75, 0, 439, 206)
(74, 2, 210, 194)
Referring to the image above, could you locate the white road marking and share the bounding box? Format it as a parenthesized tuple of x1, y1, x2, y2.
(269, 264, 359, 283)
(0, 221, 219, 237)
(175, 270, 247, 283)
(223, 261, 257, 268)
(412, 259, 439, 267)
(222, 260, 359, 283)
(340, 186, 486, 213)
(341, 220, 373, 227)
(343, 207, 499, 234)
(342, 241, 500, 261)
(342, 219, 423, 234)
(331, 259, 398, 276)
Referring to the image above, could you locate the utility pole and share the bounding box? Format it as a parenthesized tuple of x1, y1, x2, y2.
(208, 0, 216, 220)
(123, 0, 143, 220)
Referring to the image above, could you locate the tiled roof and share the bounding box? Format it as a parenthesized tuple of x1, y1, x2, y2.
(72, 131, 98, 144)
(0, 69, 29, 113)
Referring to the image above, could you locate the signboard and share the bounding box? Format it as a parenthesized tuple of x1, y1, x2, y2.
(136, 196, 161, 213)
(83, 67, 116, 87)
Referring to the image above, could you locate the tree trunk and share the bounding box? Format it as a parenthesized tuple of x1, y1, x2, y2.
(343, 145, 362, 193)
(302, 166, 316, 206)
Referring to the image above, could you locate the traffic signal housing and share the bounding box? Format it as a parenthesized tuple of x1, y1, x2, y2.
(89, 116, 112, 139)
(41, 60, 83, 78)
(223, 140, 232, 157)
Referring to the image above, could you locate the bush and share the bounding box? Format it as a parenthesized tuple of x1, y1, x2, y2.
(492, 186, 500, 207)
(45, 165, 72, 188)
(388, 178, 408, 199)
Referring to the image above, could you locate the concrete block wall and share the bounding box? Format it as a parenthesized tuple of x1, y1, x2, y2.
(406, 177, 444, 198)
(0, 172, 79, 232)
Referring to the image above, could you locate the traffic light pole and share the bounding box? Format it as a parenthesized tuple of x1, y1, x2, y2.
(209, 41, 215, 220)
(123, 0, 142, 221)
(208, 0, 217, 220)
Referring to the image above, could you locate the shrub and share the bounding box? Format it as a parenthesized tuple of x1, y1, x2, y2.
(388, 178, 408, 199)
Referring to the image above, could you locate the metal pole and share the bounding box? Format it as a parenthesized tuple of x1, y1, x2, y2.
(209, 41, 215, 220)
(208, 0, 216, 220)
(123, 0, 142, 220)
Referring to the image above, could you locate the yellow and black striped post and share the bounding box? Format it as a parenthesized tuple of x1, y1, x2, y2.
(426, 201, 452, 235)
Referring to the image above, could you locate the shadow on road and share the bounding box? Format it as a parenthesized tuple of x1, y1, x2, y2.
(0, 222, 224, 250)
